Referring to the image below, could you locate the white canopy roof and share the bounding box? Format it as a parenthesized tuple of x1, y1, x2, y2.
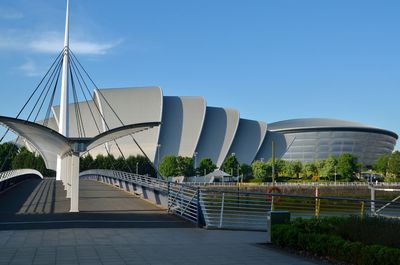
(0, 116, 160, 170)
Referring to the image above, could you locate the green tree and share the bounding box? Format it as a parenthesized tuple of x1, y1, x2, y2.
(159, 156, 178, 177)
(302, 162, 318, 179)
(321, 156, 338, 180)
(292, 161, 303, 178)
(314, 160, 325, 177)
(336, 153, 359, 181)
(0, 143, 18, 171)
(198, 158, 217, 175)
(176, 156, 195, 177)
(273, 160, 286, 177)
(221, 155, 240, 176)
(373, 154, 390, 177)
(12, 147, 35, 169)
(388, 151, 400, 178)
(104, 155, 116, 169)
(114, 156, 129, 172)
(240, 163, 253, 181)
(80, 154, 94, 171)
(251, 161, 271, 182)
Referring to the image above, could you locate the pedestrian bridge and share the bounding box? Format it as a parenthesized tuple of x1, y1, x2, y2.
(0, 170, 193, 230)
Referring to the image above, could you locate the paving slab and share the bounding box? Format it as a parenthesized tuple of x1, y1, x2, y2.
(0, 178, 332, 264)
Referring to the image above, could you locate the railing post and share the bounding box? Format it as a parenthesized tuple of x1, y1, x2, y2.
(196, 187, 202, 228)
(370, 184, 376, 215)
(315, 186, 320, 218)
(219, 192, 225, 228)
(167, 182, 171, 213)
(360, 201, 365, 218)
(180, 186, 183, 216)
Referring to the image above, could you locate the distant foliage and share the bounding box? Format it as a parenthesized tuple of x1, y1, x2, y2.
(336, 153, 360, 181)
(158, 156, 195, 177)
(0, 144, 55, 177)
(388, 151, 400, 178)
(198, 158, 217, 175)
(221, 155, 240, 176)
(80, 153, 156, 177)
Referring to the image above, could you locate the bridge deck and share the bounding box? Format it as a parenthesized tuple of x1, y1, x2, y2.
(0, 179, 192, 230)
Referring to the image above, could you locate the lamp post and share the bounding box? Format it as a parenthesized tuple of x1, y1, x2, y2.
(157, 144, 161, 166)
(136, 162, 139, 175)
(156, 144, 161, 179)
(194, 152, 198, 175)
(231, 153, 236, 182)
(369, 169, 373, 184)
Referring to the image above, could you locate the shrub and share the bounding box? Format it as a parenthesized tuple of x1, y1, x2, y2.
(271, 218, 400, 265)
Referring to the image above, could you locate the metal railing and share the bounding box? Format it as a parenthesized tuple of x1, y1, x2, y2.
(0, 169, 43, 182)
(200, 189, 400, 231)
(0, 169, 44, 193)
(80, 170, 400, 231)
(168, 183, 200, 224)
(187, 181, 400, 187)
(80, 170, 200, 225)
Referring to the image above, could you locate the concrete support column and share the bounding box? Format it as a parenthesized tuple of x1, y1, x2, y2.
(62, 158, 67, 190)
(66, 156, 71, 198)
(70, 153, 80, 213)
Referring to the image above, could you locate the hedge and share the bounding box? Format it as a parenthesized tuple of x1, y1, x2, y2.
(272, 223, 400, 265)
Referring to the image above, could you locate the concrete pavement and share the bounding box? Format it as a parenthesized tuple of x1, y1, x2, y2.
(0, 178, 331, 265)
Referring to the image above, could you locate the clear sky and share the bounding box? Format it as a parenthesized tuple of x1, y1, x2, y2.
(0, 0, 399, 149)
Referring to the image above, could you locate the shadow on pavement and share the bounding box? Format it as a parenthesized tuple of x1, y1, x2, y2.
(0, 179, 194, 230)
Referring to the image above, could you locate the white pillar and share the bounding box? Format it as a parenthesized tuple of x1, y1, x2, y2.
(56, 0, 70, 181)
(62, 157, 68, 190)
(70, 153, 80, 212)
(66, 156, 71, 198)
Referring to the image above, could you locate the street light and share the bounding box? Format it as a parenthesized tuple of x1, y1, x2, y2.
(136, 162, 139, 175)
(369, 169, 373, 184)
(157, 144, 162, 166)
(194, 151, 198, 173)
(156, 144, 161, 179)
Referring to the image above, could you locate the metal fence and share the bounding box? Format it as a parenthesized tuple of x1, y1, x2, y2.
(80, 170, 200, 225)
(187, 181, 400, 188)
(0, 169, 43, 182)
(168, 183, 200, 224)
(80, 170, 400, 231)
(0, 169, 44, 193)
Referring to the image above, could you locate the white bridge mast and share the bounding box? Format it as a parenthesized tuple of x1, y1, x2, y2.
(56, 0, 70, 181)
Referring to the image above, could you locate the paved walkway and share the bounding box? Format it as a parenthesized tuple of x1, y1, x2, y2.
(0, 228, 330, 265)
(0, 179, 191, 230)
(0, 179, 331, 265)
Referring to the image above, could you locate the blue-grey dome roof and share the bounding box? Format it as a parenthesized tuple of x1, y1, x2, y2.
(268, 118, 398, 139)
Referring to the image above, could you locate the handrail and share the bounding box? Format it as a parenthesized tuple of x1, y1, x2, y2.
(81, 169, 400, 231)
(201, 188, 400, 206)
(0, 169, 44, 182)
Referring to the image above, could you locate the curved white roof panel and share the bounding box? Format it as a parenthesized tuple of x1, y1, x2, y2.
(94, 87, 163, 161)
(0, 116, 71, 170)
(195, 107, 240, 167)
(53, 100, 103, 138)
(157, 96, 206, 161)
(228, 119, 268, 165)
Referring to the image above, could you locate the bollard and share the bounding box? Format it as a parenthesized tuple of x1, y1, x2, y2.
(360, 201, 365, 218)
(267, 211, 290, 243)
(315, 186, 320, 218)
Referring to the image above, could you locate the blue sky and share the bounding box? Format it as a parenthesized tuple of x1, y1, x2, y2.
(0, 0, 399, 149)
